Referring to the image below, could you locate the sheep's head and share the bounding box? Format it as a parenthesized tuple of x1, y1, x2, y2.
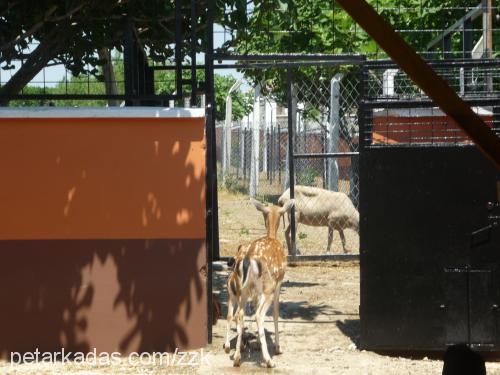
(250, 198, 294, 239)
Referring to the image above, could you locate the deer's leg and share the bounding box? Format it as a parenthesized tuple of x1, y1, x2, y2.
(327, 225, 334, 254)
(256, 294, 275, 368)
(223, 293, 234, 353)
(233, 296, 248, 367)
(273, 283, 283, 354)
(247, 295, 258, 344)
(339, 229, 347, 253)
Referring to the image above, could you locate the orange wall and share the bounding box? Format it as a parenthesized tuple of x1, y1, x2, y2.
(0, 115, 208, 356)
(0, 117, 206, 240)
(373, 115, 493, 144)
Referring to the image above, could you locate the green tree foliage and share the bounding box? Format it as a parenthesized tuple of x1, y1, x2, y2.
(227, 0, 496, 57)
(222, 0, 497, 108)
(0, 0, 231, 103)
(10, 57, 251, 122)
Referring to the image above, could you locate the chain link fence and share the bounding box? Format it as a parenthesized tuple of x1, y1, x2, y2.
(362, 59, 500, 147)
(217, 66, 361, 256)
(290, 68, 360, 255)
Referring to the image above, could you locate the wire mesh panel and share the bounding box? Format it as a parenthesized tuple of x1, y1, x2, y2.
(214, 0, 500, 60)
(288, 67, 361, 256)
(358, 58, 500, 351)
(215, 63, 364, 258)
(215, 68, 293, 257)
(361, 59, 500, 148)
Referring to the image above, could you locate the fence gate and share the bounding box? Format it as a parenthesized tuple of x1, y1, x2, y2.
(211, 55, 364, 260)
(286, 63, 364, 260)
(359, 58, 500, 351)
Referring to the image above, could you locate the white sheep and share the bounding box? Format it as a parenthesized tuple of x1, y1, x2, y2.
(278, 185, 359, 254)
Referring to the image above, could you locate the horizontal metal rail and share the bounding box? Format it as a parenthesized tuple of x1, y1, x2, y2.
(151, 57, 500, 71)
(363, 143, 480, 150)
(366, 58, 500, 69)
(362, 97, 500, 108)
(213, 61, 364, 69)
(294, 152, 359, 159)
(213, 53, 366, 63)
(0, 93, 181, 101)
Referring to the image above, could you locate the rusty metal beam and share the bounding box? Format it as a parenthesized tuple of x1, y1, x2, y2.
(335, 0, 500, 170)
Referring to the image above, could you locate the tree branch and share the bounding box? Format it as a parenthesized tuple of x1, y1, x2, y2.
(0, 5, 58, 53)
(49, 1, 89, 22)
(0, 0, 22, 19)
(0, 28, 72, 106)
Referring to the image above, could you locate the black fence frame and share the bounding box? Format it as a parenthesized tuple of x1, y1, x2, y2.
(0, 0, 203, 105)
(358, 57, 500, 351)
(206, 54, 365, 262)
(359, 58, 500, 151)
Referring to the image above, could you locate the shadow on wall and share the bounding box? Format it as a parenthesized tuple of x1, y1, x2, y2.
(0, 117, 207, 357)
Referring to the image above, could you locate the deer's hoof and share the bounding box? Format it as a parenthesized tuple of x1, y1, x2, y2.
(233, 357, 241, 367)
(223, 343, 231, 353)
(265, 358, 275, 368)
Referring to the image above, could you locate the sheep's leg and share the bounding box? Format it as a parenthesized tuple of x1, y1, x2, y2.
(285, 212, 302, 255)
(223, 294, 234, 353)
(256, 294, 275, 368)
(273, 283, 283, 355)
(284, 220, 292, 255)
(339, 229, 347, 253)
(327, 226, 333, 254)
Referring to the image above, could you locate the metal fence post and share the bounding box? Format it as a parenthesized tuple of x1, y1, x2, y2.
(204, 0, 215, 344)
(328, 73, 343, 191)
(250, 85, 261, 197)
(223, 80, 242, 184)
(287, 68, 297, 256)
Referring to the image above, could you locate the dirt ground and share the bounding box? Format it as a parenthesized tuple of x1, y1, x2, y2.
(218, 190, 359, 257)
(2, 262, 500, 374)
(0, 191, 496, 374)
(209, 262, 500, 375)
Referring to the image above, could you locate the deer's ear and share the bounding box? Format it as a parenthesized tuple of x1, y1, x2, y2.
(251, 198, 270, 213)
(279, 199, 295, 214)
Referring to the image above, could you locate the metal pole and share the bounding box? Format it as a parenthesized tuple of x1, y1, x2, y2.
(263, 102, 268, 174)
(222, 79, 242, 183)
(123, 18, 135, 107)
(269, 125, 274, 184)
(483, 0, 493, 56)
(241, 118, 247, 181)
(190, 0, 197, 106)
(205, 0, 215, 343)
(236, 125, 240, 179)
(175, 0, 183, 101)
(278, 120, 281, 184)
(483, 0, 493, 91)
(328, 73, 343, 191)
(250, 85, 261, 197)
(287, 68, 297, 256)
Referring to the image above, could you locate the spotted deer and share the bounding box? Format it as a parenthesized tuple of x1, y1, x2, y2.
(224, 198, 294, 368)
